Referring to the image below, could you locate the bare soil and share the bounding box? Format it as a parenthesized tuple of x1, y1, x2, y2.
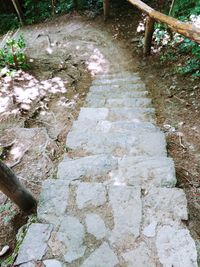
(0, 1, 200, 263)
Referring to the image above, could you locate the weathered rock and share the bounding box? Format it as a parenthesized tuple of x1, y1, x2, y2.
(50, 216, 86, 263)
(86, 90, 148, 99)
(92, 76, 141, 85)
(78, 107, 155, 123)
(143, 221, 157, 238)
(85, 213, 107, 240)
(37, 180, 69, 224)
(143, 187, 188, 227)
(76, 182, 107, 209)
(15, 224, 53, 265)
(156, 225, 197, 267)
(108, 186, 142, 245)
(122, 242, 157, 267)
(85, 97, 152, 108)
(110, 156, 176, 188)
(81, 242, 119, 267)
(72, 120, 157, 134)
(66, 130, 166, 157)
(43, 259, 63, 267)
(57, 154, 117, 181)
(90, 83, 146, 92)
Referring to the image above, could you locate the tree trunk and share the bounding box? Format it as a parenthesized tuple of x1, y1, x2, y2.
(103, 0, 109, 20)
(144, 16, 155, 56)
(0, 160, 37, 212)
(11, 0, 24, 25)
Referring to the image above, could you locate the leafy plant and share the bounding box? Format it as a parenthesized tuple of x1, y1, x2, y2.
(0, 14, 20, 35)
(0, 201, 17, 225)
(0, 35, 28, 73)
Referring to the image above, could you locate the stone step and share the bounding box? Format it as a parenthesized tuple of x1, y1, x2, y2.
(94, 72, 139, 79)
(84, 97, 152, 108)
(92, 76, 141, 85)
(72, 120, 159, 134)
(86, 90, 148, 99)
(57, 154, 118, 182)
(78, 107, 156, 123)
(110, 156, 176, 188)
(66, 130, 167, 157)
(90, 83, 146, 92)
(37, 180, 69, 225)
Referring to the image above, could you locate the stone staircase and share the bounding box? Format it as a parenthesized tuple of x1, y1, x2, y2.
(15, 72, 197, 267)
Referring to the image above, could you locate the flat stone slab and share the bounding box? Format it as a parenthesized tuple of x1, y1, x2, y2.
(122, 241, 158, 267)
(90, 83, 146, 92)
(156, 225, 197, 267)
(78, 107, 155, 123)
(94, 72, 140, 79)
(57, 154, 117, 181)
(66, 130, 167, 157)
(92, 76, 141, 85)
(85, 97, 152, 108)
(86, 90, 148, 99)
(76, 182, 107, 209)
(43, 259, 63, 267)
(85, 213, 107, 240)
(15, 223, 53, 265)
(110, 156, 176, 188)
(108, 186, 142, 246)
(81, 242, 119, 267)
(72, 120, 158, 134)
(142, 187, 188, 228)
(49, 216, 86, 263)
(37, 180, 69, 224)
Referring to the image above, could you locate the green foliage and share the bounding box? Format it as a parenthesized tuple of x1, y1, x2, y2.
(0, 35, 28, 73)
(0, 14, 20, 35)
(170, 0, 200, 19)
(0, 201, 17, 225)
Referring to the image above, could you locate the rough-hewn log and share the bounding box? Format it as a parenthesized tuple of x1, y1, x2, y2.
(128, 0, 200, 44)
(144, 16, 155, 56)
(0, 160, 37, 212)
(103, 0, 110, 20)
(11, 0, 24, 25)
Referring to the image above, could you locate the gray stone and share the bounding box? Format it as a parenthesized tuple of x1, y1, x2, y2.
(19, 262, 36, 267)
(37, 180, 69, 224)
(85, 213, 107, 240)
(143, 187, 188, 227)
(94, 72, 139, 79)
(81, 242, 119, 267)
(76, 182, 107, 209)
(156, 225, 197, 267)
(108, 186, 142, 245)
(85, 97, 152, 108)
(57, 154, 117, 181)
(92, 76, 141, 85)
(90, 83, 146, 92)
(86, 90, 148, 99)
(78, 107, 155, 123)
(15, 223, 53, 265)
(66, 130, 166, 157)
(122, 242, 157, 267)
(43, 259, 63, 267)
(51, 216, 86, 263)
(72, 120, 157, 134)
(143, 221, 157, 237)
(110, 156, 176, 188)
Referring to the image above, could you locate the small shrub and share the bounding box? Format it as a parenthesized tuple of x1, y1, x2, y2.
(0, 35, 28, 73)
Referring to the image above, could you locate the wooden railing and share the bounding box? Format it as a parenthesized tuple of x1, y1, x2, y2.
(103, 0, 200, 55)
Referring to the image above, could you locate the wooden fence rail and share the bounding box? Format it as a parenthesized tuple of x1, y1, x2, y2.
(104, 0, 200, 55)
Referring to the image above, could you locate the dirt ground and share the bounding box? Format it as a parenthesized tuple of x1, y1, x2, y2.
(0, 1, 200, 263)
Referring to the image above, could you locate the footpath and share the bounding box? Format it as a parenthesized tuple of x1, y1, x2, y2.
(15, 71, 197, 267)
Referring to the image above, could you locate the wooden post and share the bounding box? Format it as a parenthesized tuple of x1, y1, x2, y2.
(0, 160, 37, 212)
(103, 0, 109, 20)
(11, 0, 24, 25)
(144, 16, 155, 56)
